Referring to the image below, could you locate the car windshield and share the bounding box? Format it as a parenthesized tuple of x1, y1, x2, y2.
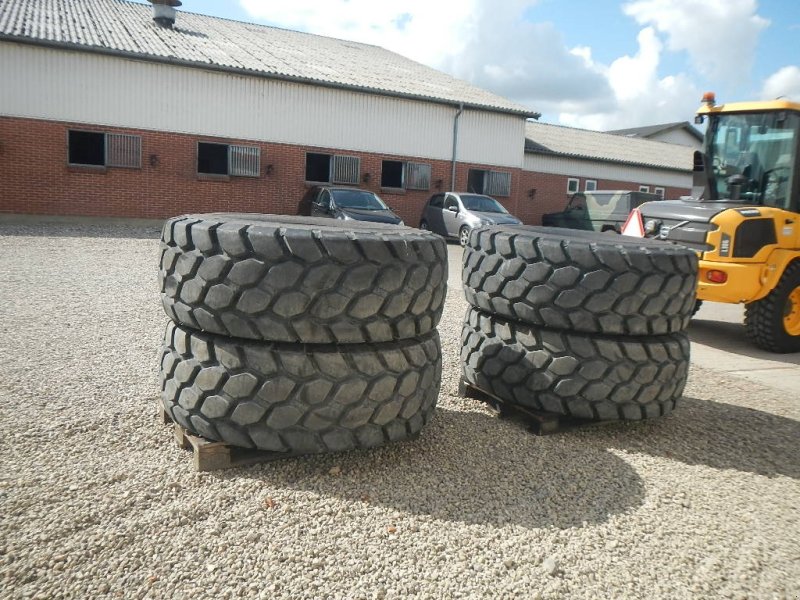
(460, 194, 508, 214)
(331, 189, 389, 211)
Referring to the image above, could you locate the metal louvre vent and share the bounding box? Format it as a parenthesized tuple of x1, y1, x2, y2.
(405, 162, 431, 190)
(485, 171, 511, 197)
(332, 155, 360, 184)
(229, 145, 260, 177)
(105, 134, 141, 168)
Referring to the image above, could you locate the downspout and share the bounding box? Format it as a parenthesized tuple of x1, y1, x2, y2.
(450, 103, 464, 191)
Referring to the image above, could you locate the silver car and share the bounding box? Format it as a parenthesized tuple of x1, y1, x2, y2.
(419, 192, 522, 245)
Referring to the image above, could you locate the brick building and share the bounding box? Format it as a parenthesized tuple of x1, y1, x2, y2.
(0, 0, 537, 225)
(0, 0, 693, 226)
(518, 122, 695, 224)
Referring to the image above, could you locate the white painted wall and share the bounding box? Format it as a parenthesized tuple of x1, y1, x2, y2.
(0, 42, 524, 168)
(650, 129, 703, 149)
(524, 153, 692, 188)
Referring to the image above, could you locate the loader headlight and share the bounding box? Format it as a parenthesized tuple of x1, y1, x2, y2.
(644, 219, 660, 235)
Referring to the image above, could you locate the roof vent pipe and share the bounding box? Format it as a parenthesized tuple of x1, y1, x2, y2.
(148, 0, 182, 28)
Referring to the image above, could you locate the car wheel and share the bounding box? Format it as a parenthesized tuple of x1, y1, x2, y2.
(459, 226, 471, 247)
(461, 308, 689, 421)
(462, 225, 698, 336)
(161, 322, 441, 452)
(420, 220, 429, 231)
(160, 214, 448, 344)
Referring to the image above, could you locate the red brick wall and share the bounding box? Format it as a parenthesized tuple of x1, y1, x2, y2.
(0, 116, 529, 226)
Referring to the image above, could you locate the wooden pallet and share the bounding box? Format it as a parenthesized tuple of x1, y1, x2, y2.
(458, 380, 611, 435)
(158, 402, 296, 472)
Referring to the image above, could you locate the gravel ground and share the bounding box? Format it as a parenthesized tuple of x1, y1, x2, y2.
(1, 219, 798, 600)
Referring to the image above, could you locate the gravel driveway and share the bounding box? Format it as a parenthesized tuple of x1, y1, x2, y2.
(1, 219, 798, 599)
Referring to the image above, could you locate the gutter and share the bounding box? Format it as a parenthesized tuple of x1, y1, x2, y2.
(450, 103, 464, 191)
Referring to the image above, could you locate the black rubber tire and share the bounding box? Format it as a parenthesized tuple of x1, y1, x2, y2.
(160, 321, 441, 453)
(160, 214, 448, 344)
(691, 299, 703, 317)
(461, 308, 690, 421)
(744, 261, 800, 353)
(463, 226, 698, 336)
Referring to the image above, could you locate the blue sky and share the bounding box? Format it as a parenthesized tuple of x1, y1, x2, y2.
(133, 0, 799, 130)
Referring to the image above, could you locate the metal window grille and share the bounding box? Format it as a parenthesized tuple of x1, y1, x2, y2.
(229, 144, 260, 177)
(485, 170, 511, 196)
(332, 155, 360, 184)
(405, 162, 431, 190)
(105, 134, 141, 168)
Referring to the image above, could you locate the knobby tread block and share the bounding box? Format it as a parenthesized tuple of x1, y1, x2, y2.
(159, 214, 448, 344)
(460, 307, 690, 421)
(744, 261, 800, 353)
(160, 322, 442, 454)
(463, 226, 698, 336)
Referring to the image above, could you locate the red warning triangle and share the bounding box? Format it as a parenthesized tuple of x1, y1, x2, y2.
(621, 208, 645, 237)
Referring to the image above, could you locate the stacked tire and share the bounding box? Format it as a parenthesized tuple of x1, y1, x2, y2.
(460, 227, 698, 421)
(158, 214, 448, 455)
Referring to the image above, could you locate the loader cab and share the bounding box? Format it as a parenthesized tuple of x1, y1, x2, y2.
(701, 102, 800, 213)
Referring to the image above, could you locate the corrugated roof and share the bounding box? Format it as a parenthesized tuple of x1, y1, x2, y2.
(0, 0, 537, 117)
(525, 121, 694, 171)
(606, 121, 704, 142)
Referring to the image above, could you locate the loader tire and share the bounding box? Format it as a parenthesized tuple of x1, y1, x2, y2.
(460, 308, 690, 421)
(744, 261, 800, 353)
(160, 214, 447, 344)
(463, 226, 698, 336)
(160, 322, 441, 453)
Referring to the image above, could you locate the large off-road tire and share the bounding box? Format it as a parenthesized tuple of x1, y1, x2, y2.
(160, 322, 441, 453)
(744, 261, 800, 353)
(463, 226, 698, 336)
(160, 214, 447, 344)
(461, 308, 690, 421)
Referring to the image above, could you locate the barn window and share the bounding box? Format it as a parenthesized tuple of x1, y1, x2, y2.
(68, 131, 141, 168)
(655, 187, 665, 198)
(380, 161, 431, 190)
(639, 185, 651, 193)
(468, 168, 511, 197)
(567, 178, 580, 193)
(198, 142, 260, 177)
(585, 179, 597, 192)
(305, 153, 361, 184)
(405, 162, 431, 190)
(381, 160, 404, 188)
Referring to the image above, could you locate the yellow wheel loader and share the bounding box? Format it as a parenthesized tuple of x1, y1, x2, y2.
(635, 94, 800, 353)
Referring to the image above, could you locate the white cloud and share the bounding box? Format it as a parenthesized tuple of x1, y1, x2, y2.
(238, 0, 476, 68)
(443, 3, 615, 115)
(235, 0, 749, 131)
(622, 0, 769, 83)
(559, 27, 700, 130)
(761, 66, 800, 101)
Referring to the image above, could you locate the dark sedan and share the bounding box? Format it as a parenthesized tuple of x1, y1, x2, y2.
(300, 186, 404, 225)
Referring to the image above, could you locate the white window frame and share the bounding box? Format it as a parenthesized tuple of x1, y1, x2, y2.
(655, 187, 665, 198)
(567, 178, 580, 193)
(585, 179, 597, 192)
(639, 185, 651, 193)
